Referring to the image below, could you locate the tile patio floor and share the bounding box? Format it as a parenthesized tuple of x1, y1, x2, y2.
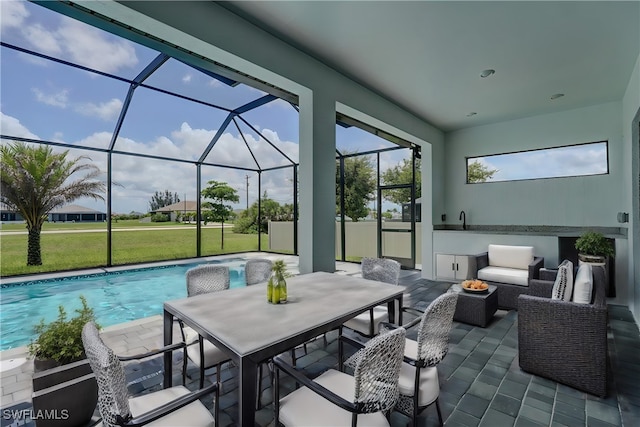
(1, 263, 639, 426)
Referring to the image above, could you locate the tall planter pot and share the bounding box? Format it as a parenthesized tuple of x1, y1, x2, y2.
(31, 359, 98, 427)
(577, 254, 612, 297)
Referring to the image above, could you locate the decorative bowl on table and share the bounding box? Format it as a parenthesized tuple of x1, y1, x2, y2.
(461, 279, 489, 293)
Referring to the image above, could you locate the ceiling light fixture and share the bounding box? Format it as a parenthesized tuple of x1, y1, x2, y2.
(480, 69, 495, 78)
(550, 93, 565, 100)
(466, 112, 477, 117)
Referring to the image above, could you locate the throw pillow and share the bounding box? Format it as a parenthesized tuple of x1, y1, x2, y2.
(572, 263, 593, 304)
(551, 259, 574, 301)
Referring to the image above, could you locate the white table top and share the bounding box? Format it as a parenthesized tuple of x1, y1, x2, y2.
(164, 271, 405, 356)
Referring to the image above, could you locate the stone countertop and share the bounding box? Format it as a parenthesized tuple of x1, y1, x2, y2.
(433, 224, 627, 238)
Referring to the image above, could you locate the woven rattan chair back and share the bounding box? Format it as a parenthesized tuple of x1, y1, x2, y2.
(82, 322, 131, 427)
(186, 265, 230, 296)
(361, 257, 401, 285)
(352, 327, 406, 413)
(416, 292, 458, 366)
(244, 258, 273, 286)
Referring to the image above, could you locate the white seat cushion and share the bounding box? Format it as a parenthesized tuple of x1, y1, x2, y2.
(477, 266, 529, 286)
(572, 263, 593, 304)
(343, 306, 389, 336)
(488, 244, 534, 270)
(129, 386, 215, 427)
(279, 369, 390, 426)
(397, 363, 440, 407)
(184, 327, 230, 368)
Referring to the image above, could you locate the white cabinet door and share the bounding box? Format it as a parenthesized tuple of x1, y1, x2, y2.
(454, 256, 470, 280)
(436, 254, 456, 281)
(436, 254, 475, 281)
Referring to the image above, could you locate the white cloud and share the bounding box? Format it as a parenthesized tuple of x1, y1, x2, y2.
(0, 112, 39, 139)
(22, 22, 62, 55)
(13, 10, 138, 74)
(56, 18, 138, 74)
(208, 79, 222, 88)
(76, 98, 123, 121)
(32, 87, 68, 108)
(0, 1, 30, 31)
(182, 74, 192, 84)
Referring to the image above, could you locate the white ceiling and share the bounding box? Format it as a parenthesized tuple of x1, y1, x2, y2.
(223, 1, 640, 132)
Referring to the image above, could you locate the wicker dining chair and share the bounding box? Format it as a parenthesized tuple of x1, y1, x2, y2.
(81, 322, 218, 427)
(181, 265, 231, 389)
(342, 257, 402, 337)
(395, 292, 458, 426)
(273, 327, 407, 426)
(244, 258, 273, 285)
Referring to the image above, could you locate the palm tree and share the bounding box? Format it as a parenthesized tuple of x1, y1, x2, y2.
(0, 142, 106, 265)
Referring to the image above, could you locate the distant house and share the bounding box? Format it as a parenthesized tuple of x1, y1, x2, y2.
(150, 201, 209, 221)
(0, 203, 106, 222)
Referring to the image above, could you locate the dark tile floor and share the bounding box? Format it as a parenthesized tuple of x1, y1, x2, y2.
(127, 273, 640, 426)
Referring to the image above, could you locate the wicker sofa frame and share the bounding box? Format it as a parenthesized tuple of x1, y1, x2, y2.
(473, 252, 546, 310)
(517, 265, 608, 397)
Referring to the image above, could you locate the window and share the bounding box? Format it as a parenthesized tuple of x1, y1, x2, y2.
(466, 141, 608, 183)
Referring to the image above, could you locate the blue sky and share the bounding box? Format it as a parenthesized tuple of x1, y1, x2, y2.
(1, 0, 406, 214)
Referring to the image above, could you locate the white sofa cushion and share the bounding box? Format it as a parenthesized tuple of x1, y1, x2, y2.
(551, 260, 574, 301)
(572, 263, 593, 304)
(477, 266, 529, 286)
(488, 244, 534, 270)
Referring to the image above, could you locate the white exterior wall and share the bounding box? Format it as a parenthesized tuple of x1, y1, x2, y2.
(441, 101, 630, 306)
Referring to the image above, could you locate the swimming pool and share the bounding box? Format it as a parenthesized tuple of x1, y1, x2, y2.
(0, 258, 247, 351)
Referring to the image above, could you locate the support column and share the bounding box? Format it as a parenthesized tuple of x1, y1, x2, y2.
(421, 143, 434, 279)
(298, 91, 336, 273)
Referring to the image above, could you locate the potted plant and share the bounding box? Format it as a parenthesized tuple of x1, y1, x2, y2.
(28, 296, 99, 427)
(575, 231, 615, 264)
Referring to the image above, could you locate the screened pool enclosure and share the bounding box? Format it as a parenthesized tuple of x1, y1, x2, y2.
(0, 0, 420, 275)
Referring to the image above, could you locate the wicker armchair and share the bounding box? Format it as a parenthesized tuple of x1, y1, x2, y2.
(395, 292, 458, 427)
(518, 265, 608, 397)
(244, 258, 273, 285)
(273, 327, 407, 426)
(473, 250, 545, 310)
(182, 265, 231, 388)
(342, 257, 402, 337)
(81, 322, 218, 427)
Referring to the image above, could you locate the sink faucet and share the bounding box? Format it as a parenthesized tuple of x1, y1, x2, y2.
(459, 210, 466, 230)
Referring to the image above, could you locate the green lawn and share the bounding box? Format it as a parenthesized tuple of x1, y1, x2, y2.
(1, 225, 271, 277)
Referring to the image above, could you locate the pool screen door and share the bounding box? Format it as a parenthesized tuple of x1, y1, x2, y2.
(378, 184, 416, 269)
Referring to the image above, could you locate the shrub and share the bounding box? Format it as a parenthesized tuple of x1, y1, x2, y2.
(575, 231, 615, 258)
(151, 213, 169, 222)
(28, 296, 99, 364)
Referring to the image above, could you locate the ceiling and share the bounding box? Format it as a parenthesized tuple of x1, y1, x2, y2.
(222, 1, 640, 132)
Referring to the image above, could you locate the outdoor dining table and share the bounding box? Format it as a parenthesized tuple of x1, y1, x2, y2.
(163, 270, 405, 427)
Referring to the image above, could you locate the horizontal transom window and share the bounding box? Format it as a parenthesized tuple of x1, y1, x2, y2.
(466, 141, 609, 183)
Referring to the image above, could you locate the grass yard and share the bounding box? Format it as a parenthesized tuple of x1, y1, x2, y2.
(1, 226, 270, 277)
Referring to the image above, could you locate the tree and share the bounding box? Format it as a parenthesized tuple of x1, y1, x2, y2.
(467, 160, 498, 183)
(0, 142, 105, 265)
(233, 192, 286, 234)
(336, 154, 376, 221)
(201, 180, 239, 249)
(149, 190, 180, 211)
(381, 158, 421, 204)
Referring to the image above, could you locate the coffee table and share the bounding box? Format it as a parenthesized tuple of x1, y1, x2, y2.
(449, 283, 498, 327)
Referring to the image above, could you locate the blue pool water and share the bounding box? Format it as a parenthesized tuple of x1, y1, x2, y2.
(0, 259, 247, 351)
